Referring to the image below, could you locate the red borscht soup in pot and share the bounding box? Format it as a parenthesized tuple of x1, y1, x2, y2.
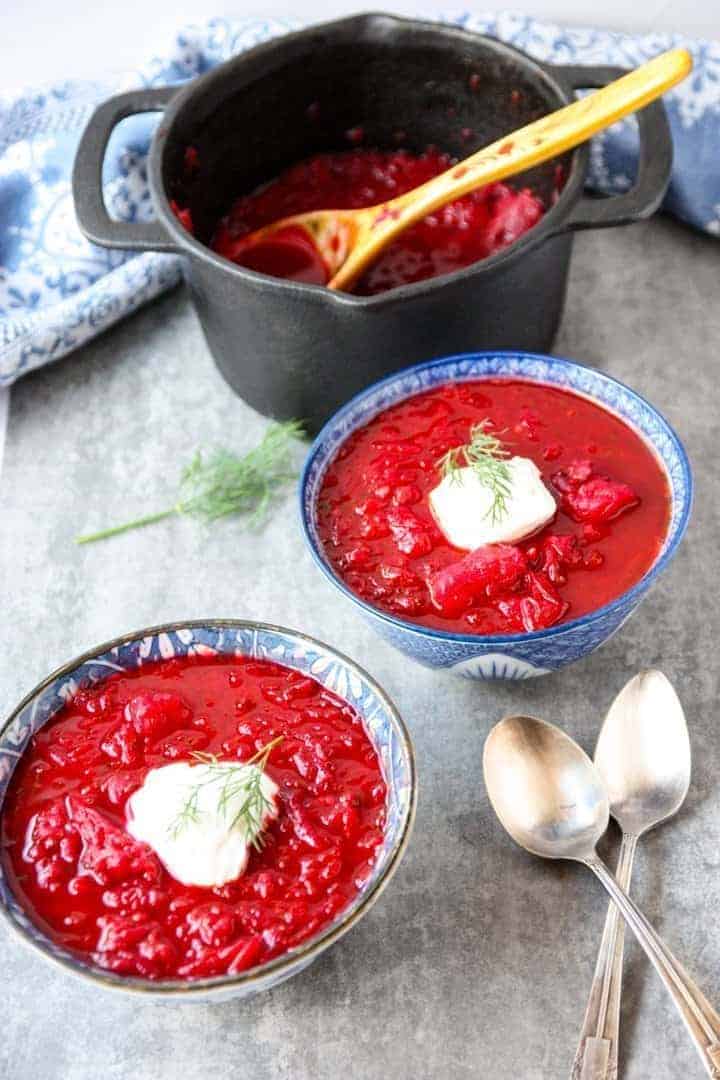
(172, 146, 552, 293)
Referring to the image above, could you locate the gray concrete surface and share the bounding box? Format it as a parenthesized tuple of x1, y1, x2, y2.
(0, 214, 718, 1080)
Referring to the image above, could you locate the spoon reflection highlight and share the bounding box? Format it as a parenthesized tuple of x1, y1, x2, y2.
(483, 714, 720, 1078)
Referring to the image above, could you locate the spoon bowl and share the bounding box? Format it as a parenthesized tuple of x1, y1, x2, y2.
(483, 714, 609, 861)
(595, 669, 691, 837)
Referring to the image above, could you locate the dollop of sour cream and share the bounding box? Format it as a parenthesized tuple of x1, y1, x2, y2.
(126, 760, 279, 888)
(429, 456, 557, 550)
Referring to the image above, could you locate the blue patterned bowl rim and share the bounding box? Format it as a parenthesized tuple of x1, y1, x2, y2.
(0, 620, 417, 998)
(300, 351, 693, 646)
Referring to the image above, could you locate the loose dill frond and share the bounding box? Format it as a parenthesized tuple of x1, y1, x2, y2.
(168, 736, 284, 847)
(436, 419, 513, 525)
(76, 421, 304, 544)
(178, 423, 304, 524)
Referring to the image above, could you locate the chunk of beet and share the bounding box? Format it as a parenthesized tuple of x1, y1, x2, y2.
(560, 476, 639, 524)
(185, 901, 238, 948)
(96, 912, 158, 953)
(551, 457, 593, 495)
(25, 798, 69, 852)
(552, 459, 639, 524)
(565, 458, 594, 485)
(496, 571, 569, 632)
(67, 798, 162, 887)
(386, 506, 434, 557)
(535, 534, 584, 583)
(486, 187, 544, 253)
(95, 914, 177, 977)
(428, 544, 527, 618)
(101, 723, 143, 766)
(124, 690, 191, 740)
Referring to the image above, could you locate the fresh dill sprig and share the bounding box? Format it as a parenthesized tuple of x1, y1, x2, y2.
(436, 419, 513, 525)
(168, 735, 284, 845)
(169, 784, 203, 838)
(76, 421, 305, 544)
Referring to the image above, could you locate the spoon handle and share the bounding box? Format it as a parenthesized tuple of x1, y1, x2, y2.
(587, 854, 720, 1077)
(329, 47, 692, 290)
(572, 834, 638, 1080)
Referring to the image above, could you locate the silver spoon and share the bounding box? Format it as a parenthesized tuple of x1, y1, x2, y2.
(572, 671, 691, 1080)
(483, 714, 720, 1077)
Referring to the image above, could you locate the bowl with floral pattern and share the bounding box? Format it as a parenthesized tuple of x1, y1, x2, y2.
(0, 620, 416, 1001)
(300, 351, 692, 680)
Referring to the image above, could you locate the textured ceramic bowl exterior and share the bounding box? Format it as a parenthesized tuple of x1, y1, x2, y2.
(301, 352, 693, 680)
(0, 621, 416, 1001)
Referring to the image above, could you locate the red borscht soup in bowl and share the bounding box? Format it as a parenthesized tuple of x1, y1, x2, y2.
(0, 621, 415, 1001)
(300, 352, 692, 679)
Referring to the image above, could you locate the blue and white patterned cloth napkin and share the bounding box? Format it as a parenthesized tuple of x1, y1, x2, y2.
(1, 13, 718, 388)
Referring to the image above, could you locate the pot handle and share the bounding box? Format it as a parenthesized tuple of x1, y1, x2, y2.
(545, 63, 673, 232)
(72, 86, 180, 252)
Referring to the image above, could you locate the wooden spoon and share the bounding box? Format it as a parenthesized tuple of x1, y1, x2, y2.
(233, 47, 691, 292)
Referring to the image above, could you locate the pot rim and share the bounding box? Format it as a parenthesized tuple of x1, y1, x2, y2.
(146, 12, 589, 309)
(0, 618, 417, 998)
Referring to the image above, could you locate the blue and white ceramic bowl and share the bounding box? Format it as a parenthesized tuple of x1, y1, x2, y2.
(0, 620, 416, 1002)
(300, 352, 693, 680)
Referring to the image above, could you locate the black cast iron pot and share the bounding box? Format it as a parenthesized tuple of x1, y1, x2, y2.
(73, 14, 672, 432)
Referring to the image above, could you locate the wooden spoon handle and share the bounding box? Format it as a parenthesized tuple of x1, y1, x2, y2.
(330, 47, 692, 290)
